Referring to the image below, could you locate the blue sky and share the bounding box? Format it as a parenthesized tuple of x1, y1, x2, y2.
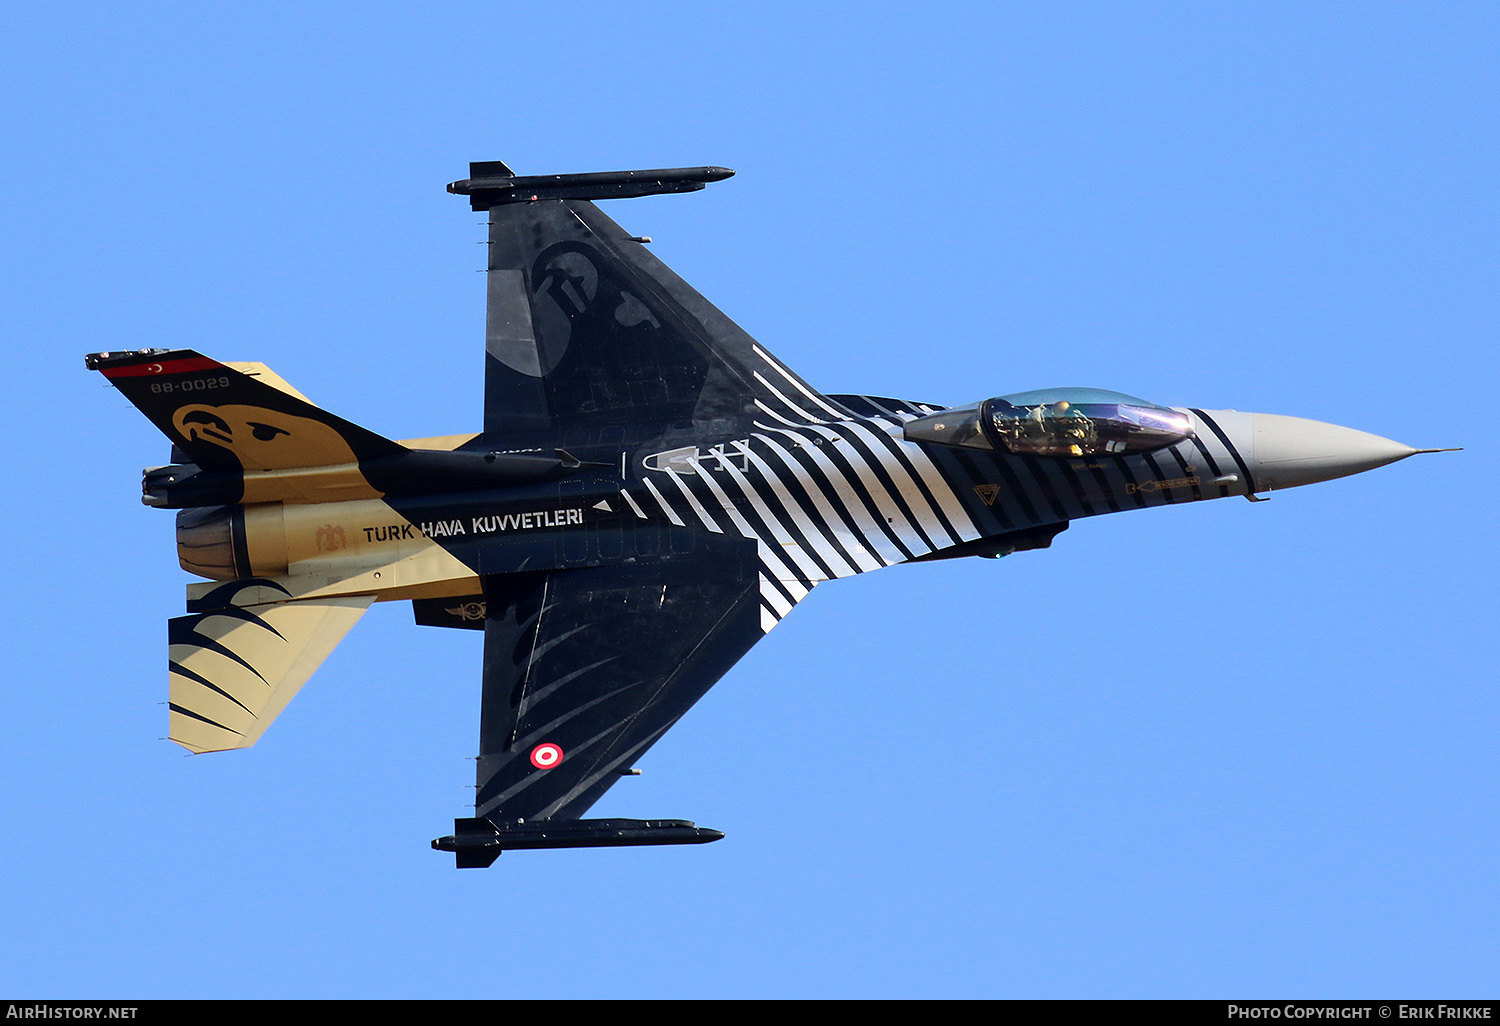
(2, 2, 1496, 998)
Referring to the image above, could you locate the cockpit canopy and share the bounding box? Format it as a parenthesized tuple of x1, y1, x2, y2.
(903, 388, 1193, 458)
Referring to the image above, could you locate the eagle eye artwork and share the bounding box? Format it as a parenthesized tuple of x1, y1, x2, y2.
(88, 162, 1449, 867)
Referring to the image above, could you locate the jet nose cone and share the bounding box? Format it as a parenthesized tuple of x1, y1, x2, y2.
(1251, 413, 1416, 490)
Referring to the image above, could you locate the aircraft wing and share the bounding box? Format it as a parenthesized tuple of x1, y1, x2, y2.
(471, 540, 763, 831)
(478, 179, 844, 447)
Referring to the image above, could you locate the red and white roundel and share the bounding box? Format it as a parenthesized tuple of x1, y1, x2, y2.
(530, 743, 564, 769)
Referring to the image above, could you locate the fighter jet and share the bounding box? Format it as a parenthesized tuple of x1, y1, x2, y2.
(87, 161, 1452, 867)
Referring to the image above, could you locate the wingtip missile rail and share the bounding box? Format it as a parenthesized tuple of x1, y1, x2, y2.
(433, 817, 725, 868)
(446, 165, 735, 210)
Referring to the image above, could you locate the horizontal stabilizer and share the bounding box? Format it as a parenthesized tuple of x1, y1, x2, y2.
(222, 361, 313, 403)
(168, 585, 374, 753)
(432, 817, 724, 867)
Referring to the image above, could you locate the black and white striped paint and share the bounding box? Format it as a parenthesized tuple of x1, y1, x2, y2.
(616, 345, 1255, 634)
